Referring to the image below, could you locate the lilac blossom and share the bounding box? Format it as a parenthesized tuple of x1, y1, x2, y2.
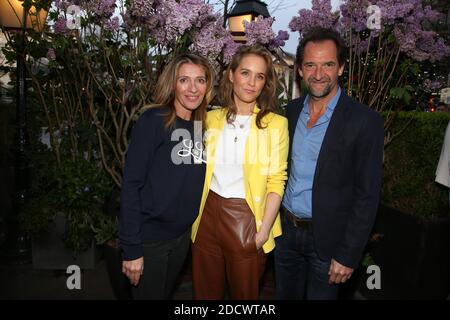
(423, 79, 444, 92)
(54, 0, 71, 10)
(127, 0, 155, 17)
(54, 18, 70, 35)
(290, 0, 450, 62)
(270, 30, 290, 49)
(289, 0, 339, 34)
(104, 16, 120, 32)
(244, 16, 276, 46)
(148, 0, 215, 46)
(89, 0, 116, 19)
(46, 48, 56, 61)
(244, 16, 288, 51)
(340, 0, 372, 32)
(191, 16, 229, 60)
(121, 0, 160, 32)
(223, 35, 242, 65)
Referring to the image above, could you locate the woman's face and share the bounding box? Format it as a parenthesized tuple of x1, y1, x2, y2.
(174, 62, 208, 118)
(229, 54, 267, 106)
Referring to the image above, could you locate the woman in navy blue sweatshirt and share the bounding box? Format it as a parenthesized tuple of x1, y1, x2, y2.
(119, 53, 214, 299)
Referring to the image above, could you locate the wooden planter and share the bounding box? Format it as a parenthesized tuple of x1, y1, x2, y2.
(355, 205, 450, 299)
(32, 212, 96, 269)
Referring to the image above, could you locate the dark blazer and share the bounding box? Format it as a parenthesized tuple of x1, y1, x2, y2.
(285, 91, 384, 269)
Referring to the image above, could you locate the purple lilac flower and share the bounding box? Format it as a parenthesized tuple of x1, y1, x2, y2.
(46, 48, 56, 61)
(290, 0, 450, 62)
(340, 0, 372, 32)
(289, 0, 339, 34)
(54, 18, 70, 34)
(423, 79, 444, 92)
(269, 30, 290, 49)
(122, 0, 159, 31)
(244, 16, 276, 46)
(104, 16, 120, 32)
(89, 0, 116, 19)
(150, 0, 217, 46)
(243, 16, 288, 50)
(54, 0, 70, 10)
(222, 35, 242, 65)
(191, 16, 228, 60)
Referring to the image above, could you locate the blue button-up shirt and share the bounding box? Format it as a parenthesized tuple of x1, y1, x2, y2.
(283, 87, 341, 218)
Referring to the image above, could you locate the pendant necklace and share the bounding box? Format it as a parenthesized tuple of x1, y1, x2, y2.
(233, 115, 252, 143)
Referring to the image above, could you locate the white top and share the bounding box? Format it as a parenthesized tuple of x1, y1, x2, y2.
(435, 121, 450, 188)
(210, 115, 252, 198)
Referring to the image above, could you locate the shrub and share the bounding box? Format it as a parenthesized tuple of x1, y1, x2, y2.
(382, 111, 450, 219)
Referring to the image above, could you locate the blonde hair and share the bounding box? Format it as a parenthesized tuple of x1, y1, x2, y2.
(150, 53, 215, 129)
(219, 44, 278, 129)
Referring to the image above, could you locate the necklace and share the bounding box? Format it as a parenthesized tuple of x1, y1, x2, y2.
(232, 115, 252, 143)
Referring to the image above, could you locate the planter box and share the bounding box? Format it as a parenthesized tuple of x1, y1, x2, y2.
(357, 205, 450, 299)
(32, 212, 96, 270)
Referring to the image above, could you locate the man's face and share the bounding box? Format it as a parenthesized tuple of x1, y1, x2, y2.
(299, 40, 344, 100)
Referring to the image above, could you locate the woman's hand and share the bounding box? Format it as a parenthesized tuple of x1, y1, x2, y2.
(122, 257, 144, 286)
(255, 231, 269, 250)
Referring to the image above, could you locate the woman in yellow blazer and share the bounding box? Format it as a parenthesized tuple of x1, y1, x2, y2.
(191, 44, 289, 299)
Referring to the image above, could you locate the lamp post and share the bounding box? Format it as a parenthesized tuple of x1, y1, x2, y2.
(0, 0, 49, 264)
(227, 0, 270, 43)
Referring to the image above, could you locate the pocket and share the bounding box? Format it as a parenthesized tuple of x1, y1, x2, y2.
(219, 199, 259, 255)
(242, 212, 258, 254)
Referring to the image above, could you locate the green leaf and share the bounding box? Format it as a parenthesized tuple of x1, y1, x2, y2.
(403, 91, 411, 105)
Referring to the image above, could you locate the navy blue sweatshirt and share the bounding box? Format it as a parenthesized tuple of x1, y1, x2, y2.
(119, 107, 206, 261)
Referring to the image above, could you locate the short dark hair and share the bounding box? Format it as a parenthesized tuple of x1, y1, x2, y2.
(295, 27, 347, 67)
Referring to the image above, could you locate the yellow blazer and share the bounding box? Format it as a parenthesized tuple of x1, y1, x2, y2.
(191, 106, 289, 253)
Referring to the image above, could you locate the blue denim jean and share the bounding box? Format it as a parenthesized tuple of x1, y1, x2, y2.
(274, 214, 339, 300)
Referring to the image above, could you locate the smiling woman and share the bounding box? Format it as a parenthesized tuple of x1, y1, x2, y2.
(119, 53, 214, 300)
(191, 44, 289, 300)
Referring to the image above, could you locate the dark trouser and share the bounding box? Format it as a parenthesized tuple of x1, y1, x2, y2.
(274, 211, 339, 300)
(192, 191, 266, 300)
(132, 229, 190, 300)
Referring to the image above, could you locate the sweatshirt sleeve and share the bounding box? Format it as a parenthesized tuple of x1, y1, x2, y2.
(119, 110, 161, 261)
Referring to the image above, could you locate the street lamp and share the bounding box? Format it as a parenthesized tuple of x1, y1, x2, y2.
(0, 0, 49, 264)
(0, 0, 48, 32)
(227, 0, 270, 43)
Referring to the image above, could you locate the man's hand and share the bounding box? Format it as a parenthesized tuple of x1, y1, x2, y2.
(328, 258, 354, 284)
(122, 257, 144, 286)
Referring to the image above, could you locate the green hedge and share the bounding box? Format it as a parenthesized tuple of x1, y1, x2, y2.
(382, 111, 450, 219)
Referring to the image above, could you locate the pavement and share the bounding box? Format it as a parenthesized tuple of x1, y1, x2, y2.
(0, 248, 276, 300)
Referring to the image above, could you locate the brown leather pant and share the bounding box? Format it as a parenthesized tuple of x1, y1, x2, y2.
(192, 191, 266, 300)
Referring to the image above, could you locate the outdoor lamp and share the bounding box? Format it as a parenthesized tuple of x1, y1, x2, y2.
(227, 0, 270, 43)
(0, 0, 49, 32)
(0, 0, 49, 263)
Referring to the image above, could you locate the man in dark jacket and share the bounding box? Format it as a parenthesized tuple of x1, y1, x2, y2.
(275, 27, 384, 300)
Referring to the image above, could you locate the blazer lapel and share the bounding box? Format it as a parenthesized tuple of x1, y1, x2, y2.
(313, 93, 348, 180)
(288, 97, 304, 152)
